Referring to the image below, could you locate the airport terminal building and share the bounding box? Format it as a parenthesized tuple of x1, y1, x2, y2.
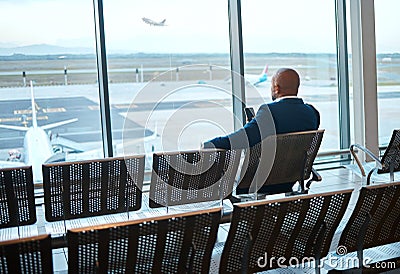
(0, 0, 399, 273)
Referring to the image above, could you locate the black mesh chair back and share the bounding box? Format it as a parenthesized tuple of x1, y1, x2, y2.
(0, 234, 53, 273)
(338, 181, 400, 255)
(236, 130, 324, 194)
(378, 129, 400, 174)
(0, 166, 36, 228)
(235, 143, 262, 195)
(68, 207, 221, 274)
(219, 189, 352, 273)
(43, 155, 144, 221)
(149, 149, 241, 208)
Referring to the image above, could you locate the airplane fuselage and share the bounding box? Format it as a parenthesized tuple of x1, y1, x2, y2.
(142, 17, 166, 26)
(24, 127, 53, 182)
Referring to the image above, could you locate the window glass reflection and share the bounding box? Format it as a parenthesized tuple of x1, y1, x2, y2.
(241, 1, 339, 151)
(0, 0, 102, 184)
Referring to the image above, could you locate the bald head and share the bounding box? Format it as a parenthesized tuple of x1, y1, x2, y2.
(270, 68, 300, 100)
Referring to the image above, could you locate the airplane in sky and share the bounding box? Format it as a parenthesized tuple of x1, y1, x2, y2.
(142, 17, 167, 26)
(244, 64, 269, 86)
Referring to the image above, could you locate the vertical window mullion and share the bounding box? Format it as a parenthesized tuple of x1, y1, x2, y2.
(335, 0, 351, 153)
(93, 0, 113, 157)
(228, 0, 246, 129)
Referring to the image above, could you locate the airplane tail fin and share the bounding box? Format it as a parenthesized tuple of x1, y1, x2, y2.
(262, 64, 269, 75)
(161, 19, 166, 24)
(30, 81, 38, 128)
(29, 80, 78, 130)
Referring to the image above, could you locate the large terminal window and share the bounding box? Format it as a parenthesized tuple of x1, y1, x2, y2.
(0, 0, 384, 181)
(374, 0, 400, 146)
(102, 0, 231, 169)
(0, 0, 103, 183)
(240, 0, 340, 151)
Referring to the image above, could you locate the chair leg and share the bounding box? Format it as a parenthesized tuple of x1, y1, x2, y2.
(306, 168, 322, 189)
(390, 161, 395, 182)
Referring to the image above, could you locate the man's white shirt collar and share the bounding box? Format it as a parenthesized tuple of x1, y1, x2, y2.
(274, 95, 299, 102)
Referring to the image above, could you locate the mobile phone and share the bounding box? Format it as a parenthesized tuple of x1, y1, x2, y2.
(245, 107, 255, 121)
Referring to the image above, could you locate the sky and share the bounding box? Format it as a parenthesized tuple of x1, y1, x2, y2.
(0, 0, 399, 54)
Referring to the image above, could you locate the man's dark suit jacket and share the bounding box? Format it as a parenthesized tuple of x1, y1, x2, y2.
(203, 97, 320, 194)
(204, 97, 320, 150)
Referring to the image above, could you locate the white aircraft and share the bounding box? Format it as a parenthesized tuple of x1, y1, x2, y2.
(142, 17, 167, 26)
(244, 64, 269, 86)
(225, 64, 269, 86)
(0, 81, 78, 183)
(0, 82, 162, 181)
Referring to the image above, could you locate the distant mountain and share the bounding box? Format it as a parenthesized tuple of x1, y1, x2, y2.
(0, 44, 94, 56)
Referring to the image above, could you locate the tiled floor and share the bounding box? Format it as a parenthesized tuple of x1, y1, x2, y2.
(2, 165, 399, 273)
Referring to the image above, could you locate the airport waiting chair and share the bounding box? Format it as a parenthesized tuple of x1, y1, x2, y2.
(234, 129, 324, 198)
(350, 129, 400, 185)
(0, 166, 36, 228)
(42, 155, 145, 221)
(68, 207, 221, 274)
(217, 189, 352, 274)
(0, 234, 53, 273)
(149, 149, 241, 208)
(329, 181, 400, 273)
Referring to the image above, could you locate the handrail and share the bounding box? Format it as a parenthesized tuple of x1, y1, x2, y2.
(317, 149, 351, 157)
(350, 144, 382, 178)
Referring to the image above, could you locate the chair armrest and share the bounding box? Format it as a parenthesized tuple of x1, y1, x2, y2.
(350, 144, 382, 177)
(311, 167, 322, 182)
(306, 167, 322, 189)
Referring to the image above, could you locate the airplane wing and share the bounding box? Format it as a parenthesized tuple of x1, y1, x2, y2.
(142, 17, 154, 25)
(0, 124, 29, 131)
(45, 152, 66, 163)
(0, 118, 78, 132)
(64, 127, 160, 165)
(51, 135, 90, 153)
(41, 118, 78, 130)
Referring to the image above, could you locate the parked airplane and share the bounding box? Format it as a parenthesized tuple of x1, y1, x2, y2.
(244, 64, 269, 86)
(0, 81, 79, 183)
(0, 81, 162, 181)
(225, 64, 269, 87)
(142, 17, 167, 26)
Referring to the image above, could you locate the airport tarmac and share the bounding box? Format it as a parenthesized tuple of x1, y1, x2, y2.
(0, 80, 399, 164)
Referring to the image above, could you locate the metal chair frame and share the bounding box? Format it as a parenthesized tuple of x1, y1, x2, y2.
(350, 129, 400, 184)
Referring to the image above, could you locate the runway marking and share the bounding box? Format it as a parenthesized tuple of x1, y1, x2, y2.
(14, 107, 66, 115)
(27, 115, 48, 121)
(88, 105, 100, 110)
(0, 115, 48, 124)
(42, 107, 66, 113)
(113, 104, 137, 109)
(0, 117, 21, 122)
(14, 109, 33, 115)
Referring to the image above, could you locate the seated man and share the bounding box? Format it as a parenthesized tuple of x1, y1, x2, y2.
(203, 68, 320, 194)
